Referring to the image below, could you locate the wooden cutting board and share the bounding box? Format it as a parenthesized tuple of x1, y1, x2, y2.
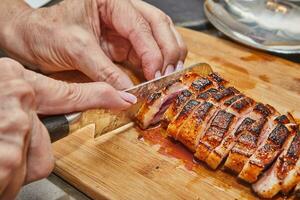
(52, 27, 300, 200)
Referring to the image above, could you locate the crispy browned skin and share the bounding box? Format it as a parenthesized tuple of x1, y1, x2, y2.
(176, 101, 215, 151)
(206, 97, 256, 169)
(162, 73, 227, 128)
(136, 71, 300, 198)
(239, 118, 291, 183)
(167, 99, 201, 139)
(161, 77, 215, 128)
(281, 128, 300, 194)
(175, 86, 240, 152)
(252, 127, 300, 198)
(224, 103, 274, 174)
(136, 73, 200, 129)
(195, 109, 235, 161)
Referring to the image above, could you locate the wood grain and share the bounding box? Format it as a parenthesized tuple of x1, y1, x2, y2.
(52, 27, 300, 200)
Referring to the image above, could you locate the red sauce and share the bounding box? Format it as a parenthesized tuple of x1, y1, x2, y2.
(137, 126, 196, 171)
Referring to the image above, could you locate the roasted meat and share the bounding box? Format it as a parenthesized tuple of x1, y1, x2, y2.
(135, 70, 299, 198)
(224, 103, 275, 173)
(161, 73, 226, 129)
(136, 72, 199, 129)
(205, 97, 256, 169)
(170, 86, 240, 152)
(252, 126, 299, 198)
(238, 117, 291, 183)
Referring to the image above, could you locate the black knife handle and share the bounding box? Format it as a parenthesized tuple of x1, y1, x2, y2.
(41, 115, 69, 143)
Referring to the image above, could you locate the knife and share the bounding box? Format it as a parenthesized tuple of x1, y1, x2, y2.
(93, 62, 213, 138)
(42, 62, 213, 141)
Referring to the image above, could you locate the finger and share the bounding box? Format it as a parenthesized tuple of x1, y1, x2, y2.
(169, 25, 188, 70)
(0, 111, 32, 200)
(25, 114, 54, 184)
(23, 70, 137, 114)
(71, 40, 134, 90)
(131, 0, 181, 75)
(99, 0, 163, 80)
(100, 29, 142, 68)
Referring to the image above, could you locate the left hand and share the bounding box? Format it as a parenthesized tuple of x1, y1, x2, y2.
(0, 0, 187, 90)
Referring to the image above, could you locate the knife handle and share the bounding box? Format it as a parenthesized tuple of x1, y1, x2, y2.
(41, 115, 69, 143)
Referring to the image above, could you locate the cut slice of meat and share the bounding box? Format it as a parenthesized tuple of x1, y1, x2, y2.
(167, 99, 201, 139)
(194, 109, 235, 162)
(205, 97, 256, 169)
(252, 126, 299, 198)
(161, 73, 226, 129)
(136, 73, 199, 129)
(161, 89, 193, 129)
(281, 128, 300, 194)
(224, 104, 275, 173)
(161, 76, 216, 128)
(175, 87, 240, 153)
(176, 101, 215, 151)
(238, 116, 291, 183)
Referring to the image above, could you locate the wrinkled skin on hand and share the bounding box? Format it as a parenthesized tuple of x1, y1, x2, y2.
(1, 0, 187, 90)
(0, 58, 136, 199)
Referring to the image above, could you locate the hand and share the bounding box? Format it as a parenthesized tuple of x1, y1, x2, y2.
(0, 58, 136, 199)
(0, 0, 187, 90)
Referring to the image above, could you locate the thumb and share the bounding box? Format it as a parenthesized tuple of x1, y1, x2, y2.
(23, 69, 137, 115)
(74, 43, 134, 90)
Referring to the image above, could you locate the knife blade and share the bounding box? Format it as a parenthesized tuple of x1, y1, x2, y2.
(93, 62, 213, 138)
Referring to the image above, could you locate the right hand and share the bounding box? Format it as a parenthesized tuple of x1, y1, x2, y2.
(0, 0, 187, 89)
(0, 58, 136, 199)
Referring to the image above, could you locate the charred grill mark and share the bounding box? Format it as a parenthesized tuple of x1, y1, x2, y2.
(232, 132, 258, 154)
(235, 118, 256, 136)
(287, 131, 300, 158)
(275, 115, 290, 124)
(191, 78, 212, 91)
(175, 90, 193, 106)
(211, 110, 235, 130)
(249, 118, 267, 136)
(176, 102, 215, 151)
(277, 131, 300, 179)
(269, 124, 290, 147)
(166, 99, 201, 138)
(147, 92, 162, 104)
(176, 100, 200, 121)
(231, 97, 254, 113)
(197, 88, 218, 100)
(195, 110, 235, 160)
(212, 87, 237, 102)
(224, 94, 244, 106)
(194, 102, 214, 122)
(209, 72, 227, 85)
(253, 103, 272, 117)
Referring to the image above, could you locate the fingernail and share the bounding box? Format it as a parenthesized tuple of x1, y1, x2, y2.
(164, 65, 175, 75)
(155, 71, 162, 78)
(118, 91, 137, 104)
(175, 61, 184, 71)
